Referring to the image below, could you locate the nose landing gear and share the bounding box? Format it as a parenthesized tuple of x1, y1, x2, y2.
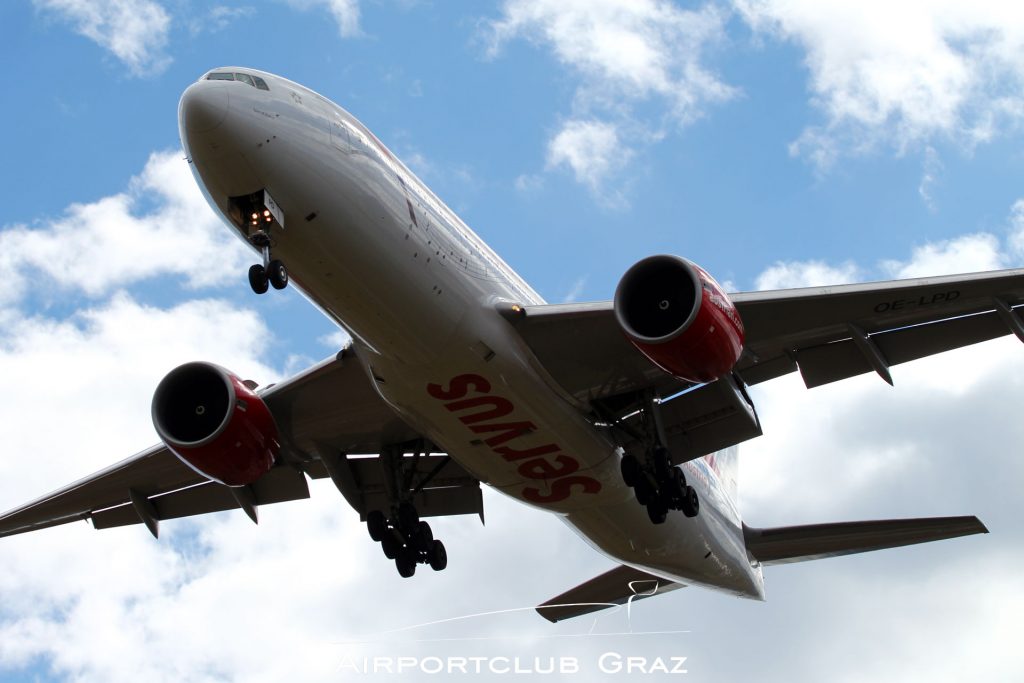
(229, 190, 289, 295)
(247, 232, 288, 294)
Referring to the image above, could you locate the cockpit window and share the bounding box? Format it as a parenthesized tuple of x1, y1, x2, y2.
(204, 71, 270, 91)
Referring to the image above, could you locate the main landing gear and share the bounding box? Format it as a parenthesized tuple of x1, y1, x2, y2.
(620, 447, 699, 524)
(247, 232, 288, 295)
(365, 444, 449, 578)
(366, 503, 447, 578)
(613, 391, 699, 525)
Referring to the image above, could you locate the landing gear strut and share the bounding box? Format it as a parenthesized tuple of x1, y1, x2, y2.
(617, 393, 699, 524)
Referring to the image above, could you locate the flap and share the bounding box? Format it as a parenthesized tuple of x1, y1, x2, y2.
(744, 516, 988, 566)
(91, 466, 311, 530)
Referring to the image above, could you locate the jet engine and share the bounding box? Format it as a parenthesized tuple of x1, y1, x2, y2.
(152, 362, 280, 486)
(614, 255, 745, 383)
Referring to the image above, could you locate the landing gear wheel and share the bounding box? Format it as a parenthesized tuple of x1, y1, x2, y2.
(397, 501, 419, 535)
(396, 548, 417, 578)
(413, 521, 433, 552)
(682, 485, 699, 518)
(620, 454, 640, 488)
(634, 479, 652, 506)
(646, 500, 668, 525)
(248, 264, 269, 294)
(381, 532, 400, 560)
(268, 259, 288, 290)
(366, 510, 387, 542)
(669, 468, 686, 508)
(428, 539, 448, 571)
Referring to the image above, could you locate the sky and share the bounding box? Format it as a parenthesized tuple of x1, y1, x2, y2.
(1, 0, 1024, 680)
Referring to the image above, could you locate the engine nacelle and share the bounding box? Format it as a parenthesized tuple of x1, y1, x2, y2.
(614, 255, 744, 383)
(152, 362, 280, 487)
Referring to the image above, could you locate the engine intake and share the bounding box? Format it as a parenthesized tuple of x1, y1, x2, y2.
(152, 362, 279, 486)
(614, 255, 744, 383)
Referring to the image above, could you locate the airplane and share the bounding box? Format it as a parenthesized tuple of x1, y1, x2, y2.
(1, 66, 1017, 622)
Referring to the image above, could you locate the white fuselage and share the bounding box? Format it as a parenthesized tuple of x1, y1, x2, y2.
(180, 68, 764, 600)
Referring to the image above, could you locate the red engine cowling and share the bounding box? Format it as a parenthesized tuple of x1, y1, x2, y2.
(613, 255, 745, 383)
(151, 362, 280, 487)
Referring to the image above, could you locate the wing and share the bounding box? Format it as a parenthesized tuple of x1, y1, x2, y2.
(0, 346, 482, 539)
(743, 516, 988, 566)
(535, 564, 685, 623)
(502, 268, 1024, 463)
(507, 268, 1024, 400)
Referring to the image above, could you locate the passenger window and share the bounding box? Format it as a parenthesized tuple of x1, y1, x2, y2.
(235, 73, 255, 87)
(253, 76, 270, 91)
(206, 72, 234, 81)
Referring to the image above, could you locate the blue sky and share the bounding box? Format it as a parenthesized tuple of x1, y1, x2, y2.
(2, 1, 1024, 681)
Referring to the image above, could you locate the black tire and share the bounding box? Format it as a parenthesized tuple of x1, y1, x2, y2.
(646, 501, 668, 525)
(248, 264, 269, 294)
(682, 485, 700, 518)
(381, 532, 400, 560)
(397, 501, 419, 535)
(635, 479, 652, 506)
(268, 259, 288, 290)
(651, 446, 671, 478)
(396, 549, 417, 578)
(620, 454, 640, 488)
(366, 510, 387, 542)
(414, 521, 433, 552)
(670, 468, 686, 508)
(428, 539, 448, 571)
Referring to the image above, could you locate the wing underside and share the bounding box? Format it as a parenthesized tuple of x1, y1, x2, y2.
(0, 346, 483, 538)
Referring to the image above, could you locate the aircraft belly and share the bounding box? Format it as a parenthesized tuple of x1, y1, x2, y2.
(564, 478, 764, 599)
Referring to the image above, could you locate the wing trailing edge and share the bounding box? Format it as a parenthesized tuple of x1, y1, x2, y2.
(743, 516, 988, 566)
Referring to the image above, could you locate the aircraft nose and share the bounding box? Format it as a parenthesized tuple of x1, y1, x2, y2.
(179, 81, 229, 133)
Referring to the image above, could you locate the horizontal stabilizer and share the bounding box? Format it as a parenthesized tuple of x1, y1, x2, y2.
(536, 564, 684, 623)
(744, 516, 987, 566)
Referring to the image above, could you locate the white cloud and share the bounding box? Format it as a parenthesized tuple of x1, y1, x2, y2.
(545, 119, 627, 197)
(283, 0, 361, 37)
(880, 233, 1003, 279)
(188, 5, 255, 35)
(0, 150, 252, 304)
(736, 0, 1024, 166)
(754, 259, 860, 290)
(485, 0, 735, 197)
(754, 199, 1024, 291)
(34, 0, 172, 76)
